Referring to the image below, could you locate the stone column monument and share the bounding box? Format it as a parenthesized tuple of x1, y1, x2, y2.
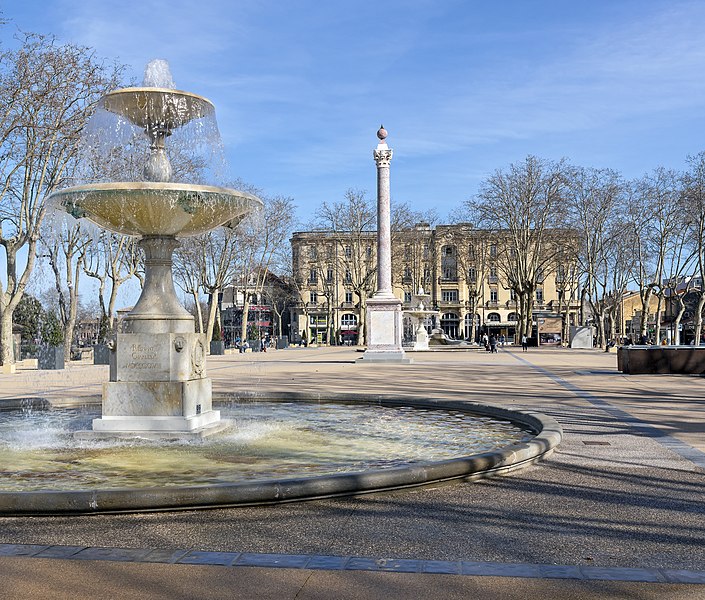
(362, 126, 409, 363)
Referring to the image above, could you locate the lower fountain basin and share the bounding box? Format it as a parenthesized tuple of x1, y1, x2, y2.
(52, 182, 263, 237)
(0, 393, 561, 514)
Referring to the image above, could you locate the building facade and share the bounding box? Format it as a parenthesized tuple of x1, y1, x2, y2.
(290, 224, 580, 346)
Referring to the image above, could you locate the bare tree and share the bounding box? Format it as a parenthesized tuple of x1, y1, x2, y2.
(683, 152, 705, 344)
(0, 32, 121, 367)
(173, 236, 206, 333)
(464, 156, 568, 340)
(446, 225, 489, 342)
(315, 189, 377, 344)
(82, 231, 142, 335)
(40, 216, 91, 355)
(233, 195, 296, 343)
(631, 168, 683, 343)
(565, 166, 632, 347)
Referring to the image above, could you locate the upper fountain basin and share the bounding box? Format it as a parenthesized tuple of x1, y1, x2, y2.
(101, 87, 214, 130)
(52, 182, 263, 237)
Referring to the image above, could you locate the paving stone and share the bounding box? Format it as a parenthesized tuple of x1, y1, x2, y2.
(142, 548, 192, 563)
(34, 546, 85, 558)
(233, 553, 310, 568)
(305, 555, 348, 570)
(72, 547, 152, 562)
(462, 561, 542, 578)
(580, 566, 666, 582)
(177, 551, 239, 566)
(0, 544, 48, 557)
(345, 557, 383, 571)
(421, 560, 461, 574)
(537, 564, 583, 579)
(661, 569, 705, 584)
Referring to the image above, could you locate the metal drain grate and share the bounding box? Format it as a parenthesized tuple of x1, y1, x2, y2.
(582, 441, 611, 446)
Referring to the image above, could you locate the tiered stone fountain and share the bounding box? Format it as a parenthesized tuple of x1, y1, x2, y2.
(403, 287, 439, 351)
(49, 61, 262, 439)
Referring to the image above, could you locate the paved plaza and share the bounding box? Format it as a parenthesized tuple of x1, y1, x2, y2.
(0, 345, 703, 599)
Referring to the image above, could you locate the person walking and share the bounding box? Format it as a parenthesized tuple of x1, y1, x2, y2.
(489, 334, 497, 353)
(521, 334, 528, 352)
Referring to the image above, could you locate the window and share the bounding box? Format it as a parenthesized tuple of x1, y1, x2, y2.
(536, 268, 544, 283)
(510, 289, 517, 301)
(404, 245, 411, 260)
(536, 288, 544, 302)
(344, 269, 352, 283)
(489, 266, 498, 283)
(345, 291, 353, 303)
(507, 312, 517, 322)
(325, 245, 333, 259)
(326, 268, 333, 283)
(366, 246, 372, 259)
(468, 244, 475, 259)
(464, 313, 479, 340)
(309, 291, 317, 304)
(487, 312, 501, 322)
(309, 245, 317, 260)
(468, 267, 477, 282)
(403, 266, 412, 279)
(309, 268, 317, 283)
(344, 246, 352, 259)
(442, 289, 458, 303)
(490, 244, 497, 258)
(404, 291, 412, 303)
(440, 312, 460, 338)
(490, 289, 498, 303)
(423, 244, 429, 259)
(444, 246, 454, 256)
(423, 267, 431, 283)
(341, 313, 357, 327)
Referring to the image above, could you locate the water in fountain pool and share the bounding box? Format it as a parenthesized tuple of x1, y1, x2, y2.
(0, 402, 533, 491)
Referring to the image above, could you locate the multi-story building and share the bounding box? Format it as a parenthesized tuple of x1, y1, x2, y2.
(290, 224, 580, 346)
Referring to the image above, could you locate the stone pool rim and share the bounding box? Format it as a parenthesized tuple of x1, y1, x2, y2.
(0, 391, 562, 515)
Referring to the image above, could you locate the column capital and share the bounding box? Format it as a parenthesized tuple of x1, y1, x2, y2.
(373, 147, 393, 167)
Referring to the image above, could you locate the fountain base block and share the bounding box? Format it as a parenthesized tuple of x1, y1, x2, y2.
(75, 415, 231, 440)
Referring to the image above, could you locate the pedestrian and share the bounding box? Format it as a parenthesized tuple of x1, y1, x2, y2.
(482, 333, 489, 351)
(489, 334, 497, 353)
(521, 334, 528, 352)
(499, 334, 506, 347)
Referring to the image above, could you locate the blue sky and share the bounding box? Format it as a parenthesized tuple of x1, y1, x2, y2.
(5, 0, 705, 227)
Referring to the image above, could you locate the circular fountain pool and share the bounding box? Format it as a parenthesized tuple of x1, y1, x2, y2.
(0, 395, 561, 514)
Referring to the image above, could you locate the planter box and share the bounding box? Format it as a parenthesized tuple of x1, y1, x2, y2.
(618, 345, 705, 375)
(93, 344, 111, 365)
(38, 345, 65, 370)
(209, 341, 225, 355)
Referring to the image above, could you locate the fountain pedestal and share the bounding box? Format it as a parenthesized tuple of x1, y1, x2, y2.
(78, 236, 227, 440)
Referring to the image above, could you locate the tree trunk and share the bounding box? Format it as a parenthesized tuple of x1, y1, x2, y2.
(240, 299, 250, 343)
(191, 289, 203, 333)
(673, 300, 686, 345)
(694, 294, 705, 345)
(358, 296, 367, 345)
(654, 294, 664, 343)
(205, 290, 219, 348)
(639, 288, 653, 339)
(0, 312, 14, 367)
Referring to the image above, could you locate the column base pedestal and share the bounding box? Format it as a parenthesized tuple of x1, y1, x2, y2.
(361, 297, 411, 363)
